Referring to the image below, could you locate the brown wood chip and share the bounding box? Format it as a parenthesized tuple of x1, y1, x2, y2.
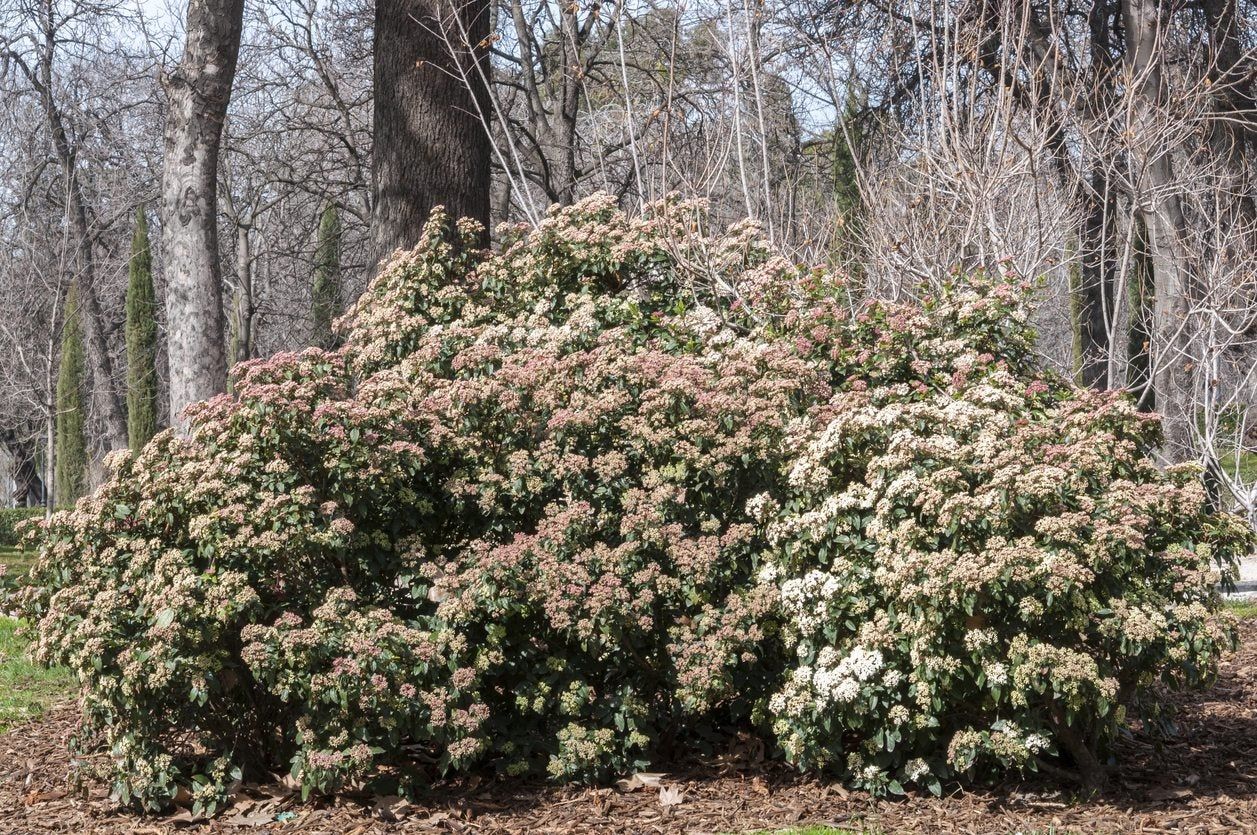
(4, 622, 1257, 833)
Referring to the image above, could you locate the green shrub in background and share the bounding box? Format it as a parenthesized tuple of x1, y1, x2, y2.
(53, 287, 88, 507)
(125, 207, 160, 451)
(19, 196, 1252, 815)
(310, 202, 342, 349)
(0, 507, 42, 549)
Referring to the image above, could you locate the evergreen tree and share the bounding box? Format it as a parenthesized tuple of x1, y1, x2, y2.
(54, 287, 88, 507)
(830, 91, 868, 267)
(126, 207, 159, 450)
(311, 202, 342, 348)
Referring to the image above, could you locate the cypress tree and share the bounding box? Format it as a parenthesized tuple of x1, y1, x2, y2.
(311, 202, 342, 348)
(54, 287, 88, 507)
(831, 91, 867, 269)
(126, 207, 159, 450)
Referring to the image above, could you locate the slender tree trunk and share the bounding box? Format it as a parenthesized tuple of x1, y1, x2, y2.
(160, 0, 244, 428)
(1127, 213, 1155, 409)
(371, 0, 491, 266)
(30, 43, 128, 451)
(44, 417, 54, 513)
(1076, 169, 1118, 389)
(1124, 0, 1194, 460)
(551, 5, 582, 206)
(229, 224, 253, 367)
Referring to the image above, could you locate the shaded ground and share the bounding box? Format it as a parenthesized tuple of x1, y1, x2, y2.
(2, 622, 1256, 834)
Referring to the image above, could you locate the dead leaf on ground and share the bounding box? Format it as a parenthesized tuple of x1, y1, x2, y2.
(23, 787, 67, 804)
(617, 771, 667, 792)
(372, 794, 414, 820)
(659, 785, 685, 807)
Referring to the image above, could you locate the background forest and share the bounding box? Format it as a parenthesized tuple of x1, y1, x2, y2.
(1, 0, 1256, 522)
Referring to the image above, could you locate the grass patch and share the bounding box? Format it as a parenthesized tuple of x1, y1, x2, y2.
(0, 545, 36, 580)
(1225, 599, 1257, 620)
(0, 616, 72, 733)
(1222, 449, 1257, 484)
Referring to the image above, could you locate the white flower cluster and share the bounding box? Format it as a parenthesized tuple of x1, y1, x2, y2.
(1025, 732, 1050, 753)
(745, 492, 780, 524)
(983, 660, 1009, 686)
(812, 645, 884, 705)
(904, 757, 930, 781)
(779, 569, 841, 632)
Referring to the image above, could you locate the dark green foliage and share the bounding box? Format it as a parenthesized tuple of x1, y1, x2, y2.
(311, 202, 342, 348)
(53, 288, 88, 507)
(126, 207, 160, 450)
(0, 508, 42, 548)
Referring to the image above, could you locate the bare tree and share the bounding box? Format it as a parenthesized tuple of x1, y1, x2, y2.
(1, 0, 140, 451)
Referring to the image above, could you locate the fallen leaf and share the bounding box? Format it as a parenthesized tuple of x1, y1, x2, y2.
(223, 809, 276, 827)
(659, 785, 685, 807)
(23, 787, 67, 804)
(618, 771, 667, 791)
(372, 794, 414, 820)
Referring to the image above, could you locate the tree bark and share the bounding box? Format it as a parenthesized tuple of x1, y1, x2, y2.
(1127, 213, 1155, 409)
(1076, 169, 1119, 389)
(161, 0, 244, 428)
(229, 224, 253, 367)
(1202, 0, 1257, 253)
(371, 0, 492, 266)
(1, 435, 45, 507)
(1123, 0, 1195, 460)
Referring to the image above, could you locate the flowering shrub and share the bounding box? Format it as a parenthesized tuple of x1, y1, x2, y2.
(759, 283, 1253, 792)
(19, 195, 1251, 811)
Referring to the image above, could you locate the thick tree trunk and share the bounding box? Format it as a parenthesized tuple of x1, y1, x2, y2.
(1, 436, 44, 507)
(371, 0, 491, 266)
(1202, 0, 1257, 254)
(1124, 0, 1195, 460)
(161, 0, 244, 428)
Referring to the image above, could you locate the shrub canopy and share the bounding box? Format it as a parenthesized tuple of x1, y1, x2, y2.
(21, 195, 1252, 813)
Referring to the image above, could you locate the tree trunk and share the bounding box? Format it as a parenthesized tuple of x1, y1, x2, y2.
(229, 224, 253, 367)
(29, 43, 128, 451)
(1127, 213, 1155, 409)
(1124, 0, 1194, 460)
(161, 0, 244, 428)
(371, 0, 491, 266)
(1202, 0, 1257, 261)
(1076, 169, 1118, 389)
(1, 436, 44, 508)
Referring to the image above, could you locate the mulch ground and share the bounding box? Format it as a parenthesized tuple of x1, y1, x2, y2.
(4, 624, 1257, 834)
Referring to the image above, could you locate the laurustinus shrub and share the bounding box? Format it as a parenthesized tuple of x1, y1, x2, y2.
(757, 284, 1252, 794)
(19, 194, 1252, 814)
